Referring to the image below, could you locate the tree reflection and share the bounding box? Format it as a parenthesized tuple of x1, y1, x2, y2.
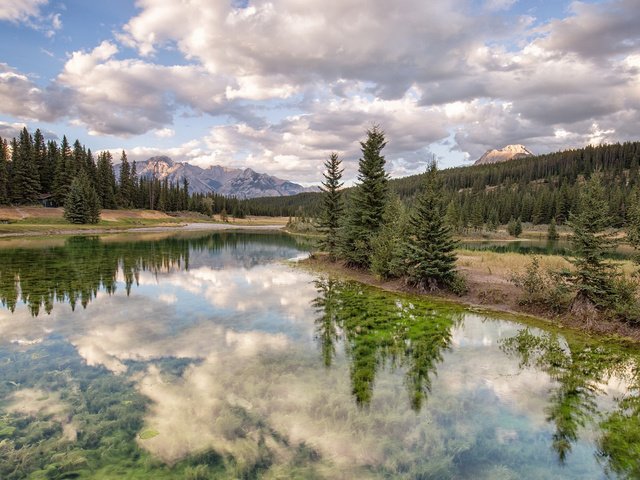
(313, 278, 459, 410)
(501, 329, 640, 475)
(0, 232, 306, 316)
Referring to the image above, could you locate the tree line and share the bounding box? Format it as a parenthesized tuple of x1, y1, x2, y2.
(247, 141, 640, 229)
(0, 127, 252, 223)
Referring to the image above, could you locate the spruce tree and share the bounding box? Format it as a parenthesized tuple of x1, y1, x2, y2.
(0, 138, 8, 204)
(339, 126, 389, 267)
(568, 173, 618, 312)
(96, 151, 117, 209)
(11, 128, 41, 203)
(625, 186, 640, 268)
(118, 151, 132, 208)
(548, 218, 559, 241)
(64, 171, 101, 224)
(53, 136, 73, 205)
(32, 129, 48, 192)
(318, 152, 344, 259)
(402, 160, 458, 291)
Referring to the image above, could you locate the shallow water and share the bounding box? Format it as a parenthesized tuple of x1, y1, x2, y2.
(0, 232, 638, 479)
(459, 239, 635, 260)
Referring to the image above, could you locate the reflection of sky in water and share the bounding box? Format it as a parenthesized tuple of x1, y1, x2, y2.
(0, 233, 637, 478)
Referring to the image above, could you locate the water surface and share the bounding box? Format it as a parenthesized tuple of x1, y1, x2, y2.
(0, 232, 638, 479)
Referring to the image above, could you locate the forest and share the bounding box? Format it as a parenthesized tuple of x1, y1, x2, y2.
(2, 126, 640, 228)
(0, 128, 250, 222)
(249, 141, 640, 228)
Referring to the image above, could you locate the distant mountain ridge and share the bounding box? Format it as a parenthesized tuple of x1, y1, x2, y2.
(117, 156, 318, 199)
(474, 144, 534, 165)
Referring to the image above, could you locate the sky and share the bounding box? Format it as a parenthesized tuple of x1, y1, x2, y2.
(0, 0, 639, 185)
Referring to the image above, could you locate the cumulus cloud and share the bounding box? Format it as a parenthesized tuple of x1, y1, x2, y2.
(0, 0, 47, 23)
(0, 0, 639, 173)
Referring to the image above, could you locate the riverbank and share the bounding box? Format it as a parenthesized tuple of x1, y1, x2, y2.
(300, 253, 640, 344)
(0, 206, 287, 237)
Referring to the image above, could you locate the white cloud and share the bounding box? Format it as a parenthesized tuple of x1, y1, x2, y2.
(154, 127, 175, 138)
(0, 0, 47, 23)
(0, 0, 639, 174)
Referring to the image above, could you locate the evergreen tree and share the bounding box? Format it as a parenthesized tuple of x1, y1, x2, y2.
(53, 136, 73, 205)
(487, 208, 499, 232)
(64, 171, 101, 224)
(339, 126, 389, 267)
(568, 173, 619, 313)
(318, 152, 344, 259)
(402, 160, 459, 291)
(370, 194, 408, 278)
(96, 151, 117, 209)
(118, 151, 132, 207)
(11, 128, 41, 203)
(0, 138, 8, 204)
(507, 217, 523, 237)
(548, 218, 559, 241)
(32, 129, 48, 192)
(625, 187, 640, 266)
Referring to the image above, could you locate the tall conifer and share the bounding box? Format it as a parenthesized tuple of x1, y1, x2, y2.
(402, 160, 458, 290)
(318, 152, 344, 259)
(339, 126, 389, 267)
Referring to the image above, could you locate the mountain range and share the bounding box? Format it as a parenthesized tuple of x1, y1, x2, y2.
(118, 156, 318, 199)
(474, 144, 534, 165)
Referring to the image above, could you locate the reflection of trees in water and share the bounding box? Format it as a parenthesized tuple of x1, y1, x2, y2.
(501, 329, 640, 476)
(313, 278, 459, 411)
(0, 232, 305, 316)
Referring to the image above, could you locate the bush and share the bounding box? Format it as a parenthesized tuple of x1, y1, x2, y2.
(511, 257, 572, 312)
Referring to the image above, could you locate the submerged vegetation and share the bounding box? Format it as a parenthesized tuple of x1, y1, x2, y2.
(1, 232, 640, 477)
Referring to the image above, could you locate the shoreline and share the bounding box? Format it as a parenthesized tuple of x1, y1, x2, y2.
(298, 255, 640, 345)
(0, 221, 286, 239)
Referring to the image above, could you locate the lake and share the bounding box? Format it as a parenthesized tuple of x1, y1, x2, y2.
(0, 231, 638, 479)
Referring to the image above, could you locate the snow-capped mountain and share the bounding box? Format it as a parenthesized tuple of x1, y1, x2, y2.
(474, 145, 534, 165)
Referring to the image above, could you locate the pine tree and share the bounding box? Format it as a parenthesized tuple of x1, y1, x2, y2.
(64, 171, 101, 224)
(625, 187, 640, 266)
(11, 128, 41, 203)
(402, 160, 459, 291)
(568, 173, 619, 313)
(0, 138, 8, 204)
(370, 194, 408, 278)
(548, 218, 559, 241)
(118, 151, 132, 208)
(318, 152, 344, 259)
(339, 126, 389, 267)
(53, 136, 73, 205)
(96, 151, 117, 209)
(32, 129, 48, 192)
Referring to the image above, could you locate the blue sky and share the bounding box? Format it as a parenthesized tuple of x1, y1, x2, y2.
(0, 0, 638, 184)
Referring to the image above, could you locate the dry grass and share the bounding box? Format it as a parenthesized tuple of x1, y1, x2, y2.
(211, 215, 289, 226)
(456, 249, 571, 278)
(457, 248, 637, 279)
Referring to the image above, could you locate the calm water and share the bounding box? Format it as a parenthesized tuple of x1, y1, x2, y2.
(0, 232, 639, 479)
(459, 239, 635, 260)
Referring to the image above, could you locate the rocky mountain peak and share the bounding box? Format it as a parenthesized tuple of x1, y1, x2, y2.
(117, 156, 318, 199)
(474, 144, 534, 165)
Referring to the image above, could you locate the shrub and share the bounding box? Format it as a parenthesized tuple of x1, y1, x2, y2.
(511, 257, 572, 312)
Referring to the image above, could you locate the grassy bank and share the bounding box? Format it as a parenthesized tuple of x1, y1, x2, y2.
(0, 206, 288, 236)
(300, 251, 640, 344)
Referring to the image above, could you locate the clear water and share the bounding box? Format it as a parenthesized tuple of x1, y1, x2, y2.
(0, 232, 638, 479)
(459, 239, 635, 260)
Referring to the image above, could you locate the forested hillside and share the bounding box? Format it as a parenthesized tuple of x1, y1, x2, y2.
(2, 126, 639, 227)
(0, 128, 250, 218)
(248, 141, 640, 228)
